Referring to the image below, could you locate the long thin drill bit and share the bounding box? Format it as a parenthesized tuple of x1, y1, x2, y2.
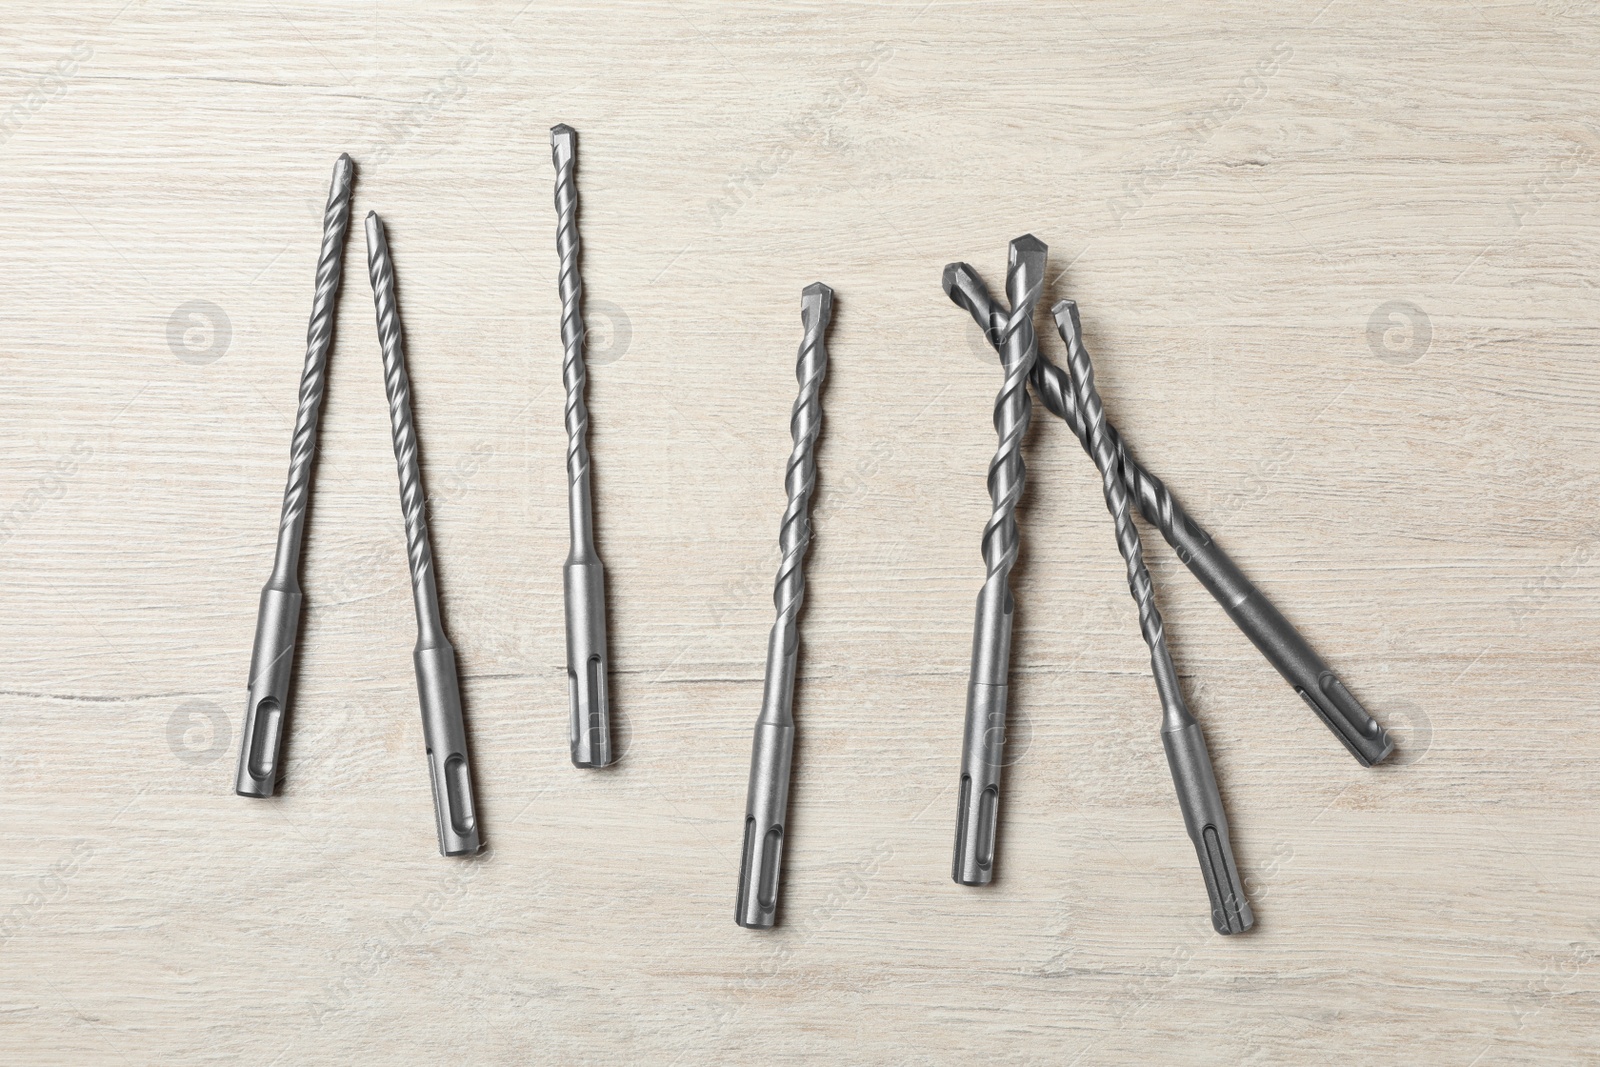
(1057, 299, 1252, 933)
(737, 283, 833, 929)
(551, 123, 613, 769)
(364, 212, 481, 857)
(952, 235, 1045, 887)
(236, 153, 354, 799)
(942, 263, 1392, 767)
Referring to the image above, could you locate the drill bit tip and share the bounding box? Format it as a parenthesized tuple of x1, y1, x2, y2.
(801, 281, 833, 318)
(1007, 235, 1049, 286)
(942, 262, 996, 332)
(551, 124, 577, 166)
(1009, 232, 1048, 257)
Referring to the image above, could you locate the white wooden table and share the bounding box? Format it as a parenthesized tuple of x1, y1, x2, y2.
(2, 2, 1597, 1062)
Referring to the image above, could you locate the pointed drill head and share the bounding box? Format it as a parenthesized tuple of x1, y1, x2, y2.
(551, 124, 577, 169)
(942, 262, 998, 334)
(364, 211, 392, 261)
(1051, 299, 1081, 337)
(1005, 234, 1049, 307)
(801, 281, 833, 326)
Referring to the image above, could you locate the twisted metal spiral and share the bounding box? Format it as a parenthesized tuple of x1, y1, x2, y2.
(272, 154, 353, 579)
(1029, 354, 1209, 562)
(1057, 299, 1190, 723)
(364, 213, 437, 631)
(1057, 300, 1164, 646)
(552, 125, 591, 497)
(980, 276, 1041, 583)
(772, 285, 832, 627)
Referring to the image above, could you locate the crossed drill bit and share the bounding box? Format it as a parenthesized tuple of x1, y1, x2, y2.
(943, 235, 1395, 933)
(234, 156, 480, 856)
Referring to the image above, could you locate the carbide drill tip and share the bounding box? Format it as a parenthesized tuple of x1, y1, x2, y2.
(801, 281, 832, 319)
(551, 123, 577, 168)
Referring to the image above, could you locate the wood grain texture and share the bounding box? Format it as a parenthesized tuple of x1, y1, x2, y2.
(2, 1, 1597, 1062)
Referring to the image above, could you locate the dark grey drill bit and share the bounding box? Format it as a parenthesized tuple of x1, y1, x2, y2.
(364, 212, 481, 857)
(737, 283, 833, 929)
(952, 235, 1046, 887)
(552, 123, 613, 769)
(236, 154, 354, 799)
(941, 263, 1392, 767)
(1056, 299, 1252, 934)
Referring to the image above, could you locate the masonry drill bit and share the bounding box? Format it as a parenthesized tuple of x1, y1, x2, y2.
(236, 153, 353, 799)
(737, 283, 833, 930)
(1057, 299, 1252, 933)
(942, 262, 1393, 767)
(952, 235, 1045, 888)
(551, 123, 613, 770)
(365, 212, 481, 857)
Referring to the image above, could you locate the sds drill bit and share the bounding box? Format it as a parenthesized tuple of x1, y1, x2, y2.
(942, 263, 1392, 767)
(737, 283, 833, 929)
(952, 235, 1046, 887)
(551, 123, 613, 770)
(1056, 299, 1252, 934)
(365, 212, 481, 857)
(236, 154, 354, 799)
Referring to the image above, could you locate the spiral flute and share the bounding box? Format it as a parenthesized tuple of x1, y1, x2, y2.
(952, 235, 1046, 887)
(236, 154, 354, 799)
(1057, 299, 1252, 934)
(365, 212, 481, 857)
(737, 283, 833, 929)
(941, 262, 1392, 767)
(552, 123, 613, 769)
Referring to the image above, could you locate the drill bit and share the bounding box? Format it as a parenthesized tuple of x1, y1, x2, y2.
(1056, 299, 1252, 934)
(236, 153, 354, 799)
(737, 282, 833, 929)
(552, 123, 613, 769)
(364, 212, 481, 857)
(941, 263, 1393, 767)
(952, 235, 1046, 887)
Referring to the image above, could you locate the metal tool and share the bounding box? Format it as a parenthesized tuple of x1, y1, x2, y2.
(236, 154, 354, 799)
(365, 212, 482, 857)
(1057, 299, 1252, 934)
(941, 262, 1393, 766)
(551, 123, 613, 769)
(952, 235, 1046, 887)
(737, 283, 833, 929)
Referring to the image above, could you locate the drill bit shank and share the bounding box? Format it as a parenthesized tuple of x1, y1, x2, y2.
(237, 154, 353, 799)
(365, 212, 481, 857)
(952, 235, 1045, 887)
(737, 283, 832, 930)
(552, 123, 613, 769)
(1057, 299, 1252, 934)
(942, 262, 1392, 767)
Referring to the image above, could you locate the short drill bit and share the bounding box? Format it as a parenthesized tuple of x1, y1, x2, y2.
(552, 122, 613, 770)
(236, 153, 354, 799)
(364, 212, 481, 857)
(952, 235, 1045, 887)
(737, 283, 833, 930)
(1058, 299, 1252, 934)
(942, 262, 1392, 767)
